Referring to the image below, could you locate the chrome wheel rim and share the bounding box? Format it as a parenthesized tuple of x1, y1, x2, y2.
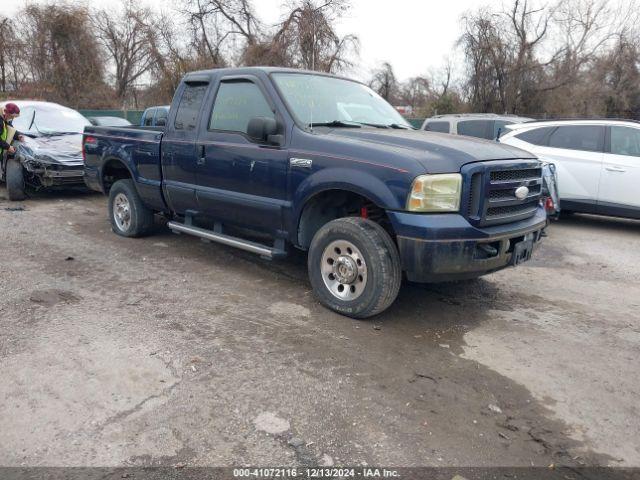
(113, 193, 131, 231)
(321, 240, 367, 301)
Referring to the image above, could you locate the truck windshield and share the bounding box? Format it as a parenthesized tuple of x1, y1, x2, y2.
(272, 73, 412, 129)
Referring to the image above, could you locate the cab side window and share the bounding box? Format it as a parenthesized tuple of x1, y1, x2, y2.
(610, 126, 640, 157)
(548, 125, 604, 152)
(424, 121, 450, 133)
(174, 84, 208, 130)
(209, 80, 274, 134)
(457, 120, 491, 139)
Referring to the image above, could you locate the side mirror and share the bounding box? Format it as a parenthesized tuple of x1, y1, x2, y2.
(247, 116, 282, 145)
(155, 118, 167, 127)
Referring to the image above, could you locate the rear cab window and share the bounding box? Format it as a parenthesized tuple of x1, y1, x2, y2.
(174, 84, 209, 131)
(424, 121, 450, 133)
(548, 125, 604, 152)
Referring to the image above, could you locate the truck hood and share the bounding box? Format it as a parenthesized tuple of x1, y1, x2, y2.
(326, 128, 537, 173)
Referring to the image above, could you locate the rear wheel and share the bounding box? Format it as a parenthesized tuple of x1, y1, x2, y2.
(108, 179, 155, 237)
(6, 158, 26, 201)
(308, 217, 401, 319)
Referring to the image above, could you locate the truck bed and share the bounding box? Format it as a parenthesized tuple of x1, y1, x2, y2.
(84, 124, 164, 139)
(83, 125, 167, 211)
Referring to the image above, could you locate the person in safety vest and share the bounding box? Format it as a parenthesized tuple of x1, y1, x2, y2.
(1, 103, 24, 157)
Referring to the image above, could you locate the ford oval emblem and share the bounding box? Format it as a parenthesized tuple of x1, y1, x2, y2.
(515, 186, 529, 199)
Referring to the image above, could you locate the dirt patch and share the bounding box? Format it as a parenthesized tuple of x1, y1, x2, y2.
(1, 188, 637, 467)
(29, 289, 81, 306)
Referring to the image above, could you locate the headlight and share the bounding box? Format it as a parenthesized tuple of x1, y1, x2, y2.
(406, 173, 462, 212)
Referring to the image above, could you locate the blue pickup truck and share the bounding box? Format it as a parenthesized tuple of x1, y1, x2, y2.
(83, 67, 546, 318)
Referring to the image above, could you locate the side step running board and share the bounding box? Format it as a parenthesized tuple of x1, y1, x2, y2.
(167, 221, 287, 259)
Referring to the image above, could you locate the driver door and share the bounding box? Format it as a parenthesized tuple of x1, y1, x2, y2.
(195, 76, 289, 234)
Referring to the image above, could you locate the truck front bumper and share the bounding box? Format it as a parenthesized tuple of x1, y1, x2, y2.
(387, 207, 547, 282)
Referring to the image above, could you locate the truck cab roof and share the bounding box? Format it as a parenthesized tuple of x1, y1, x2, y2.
(183, 66, 362, 84)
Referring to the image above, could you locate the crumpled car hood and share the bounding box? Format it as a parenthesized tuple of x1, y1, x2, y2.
(16, 134, 84, 166)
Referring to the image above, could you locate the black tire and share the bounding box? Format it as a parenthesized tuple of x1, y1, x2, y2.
(6, 158, 26, 201)
(108, 179, 155, 237)
(308, 217, 401, 319)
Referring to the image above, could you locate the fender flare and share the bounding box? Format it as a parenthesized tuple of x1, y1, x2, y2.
(99, 155, 138, 192)
(291, 167, 404, 246)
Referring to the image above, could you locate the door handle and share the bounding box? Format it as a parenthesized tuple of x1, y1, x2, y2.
(605, 166, 626, 172)
(197, 144, 206, 166)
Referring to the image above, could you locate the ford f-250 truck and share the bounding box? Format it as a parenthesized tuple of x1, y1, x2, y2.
(83, 67, 546, 318)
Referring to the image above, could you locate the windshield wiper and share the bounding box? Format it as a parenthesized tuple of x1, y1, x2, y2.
(308, 120, 362, 128)
(28, 111, 36, 130)
(39, 131, 81, 137)
(345, 122, 416, 130)
(308, 120, 414, 130)
(357, 122, 390, 129)
(387, 123, 415, 130)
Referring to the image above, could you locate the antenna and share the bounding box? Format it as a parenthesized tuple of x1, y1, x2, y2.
(312, 16, 315, 71)
(309, 90, 314, 132)
(309, 4, 317, 131)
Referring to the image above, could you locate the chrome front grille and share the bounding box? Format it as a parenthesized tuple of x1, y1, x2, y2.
(486, 200, 539, 220)
(490, 168, 541, 182)
(463, 160, 543, 227)
(488, 184, 541, 201)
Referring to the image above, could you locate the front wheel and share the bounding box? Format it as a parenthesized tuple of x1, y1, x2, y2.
(108, 179, 155, 237)
(6, 158, 26, 201)
(308, 217, 401, 319)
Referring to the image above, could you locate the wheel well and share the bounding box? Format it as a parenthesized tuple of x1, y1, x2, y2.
(297, 190, 394, 249)
(102, 159, 132, 192)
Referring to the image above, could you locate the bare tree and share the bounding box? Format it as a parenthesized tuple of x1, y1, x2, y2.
(240, 0, 359, 73)
(543, 0, 621, 115)
(93, 1, 157, 103)
(400, 76, 430, 112)
(0, 16, 10, 92)
(369, 62, 399, 103)
(21, 4, 106, 107)
(457, 0, 631, 116)
(181, 0, 261, 66)
(459, 1, 557, 113)
(145, 12, 216, 104)
(5, 0, 638, 119)
(265, 0, 358, 72)
(459, 7, 508, 112)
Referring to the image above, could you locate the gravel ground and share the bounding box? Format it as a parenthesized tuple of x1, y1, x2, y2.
(0, 187, 638, 467)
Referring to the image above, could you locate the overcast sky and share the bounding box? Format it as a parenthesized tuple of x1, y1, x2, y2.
(255, 0, 481, 81)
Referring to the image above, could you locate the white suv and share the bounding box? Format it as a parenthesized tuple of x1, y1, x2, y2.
(499, 119, 640, 219)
